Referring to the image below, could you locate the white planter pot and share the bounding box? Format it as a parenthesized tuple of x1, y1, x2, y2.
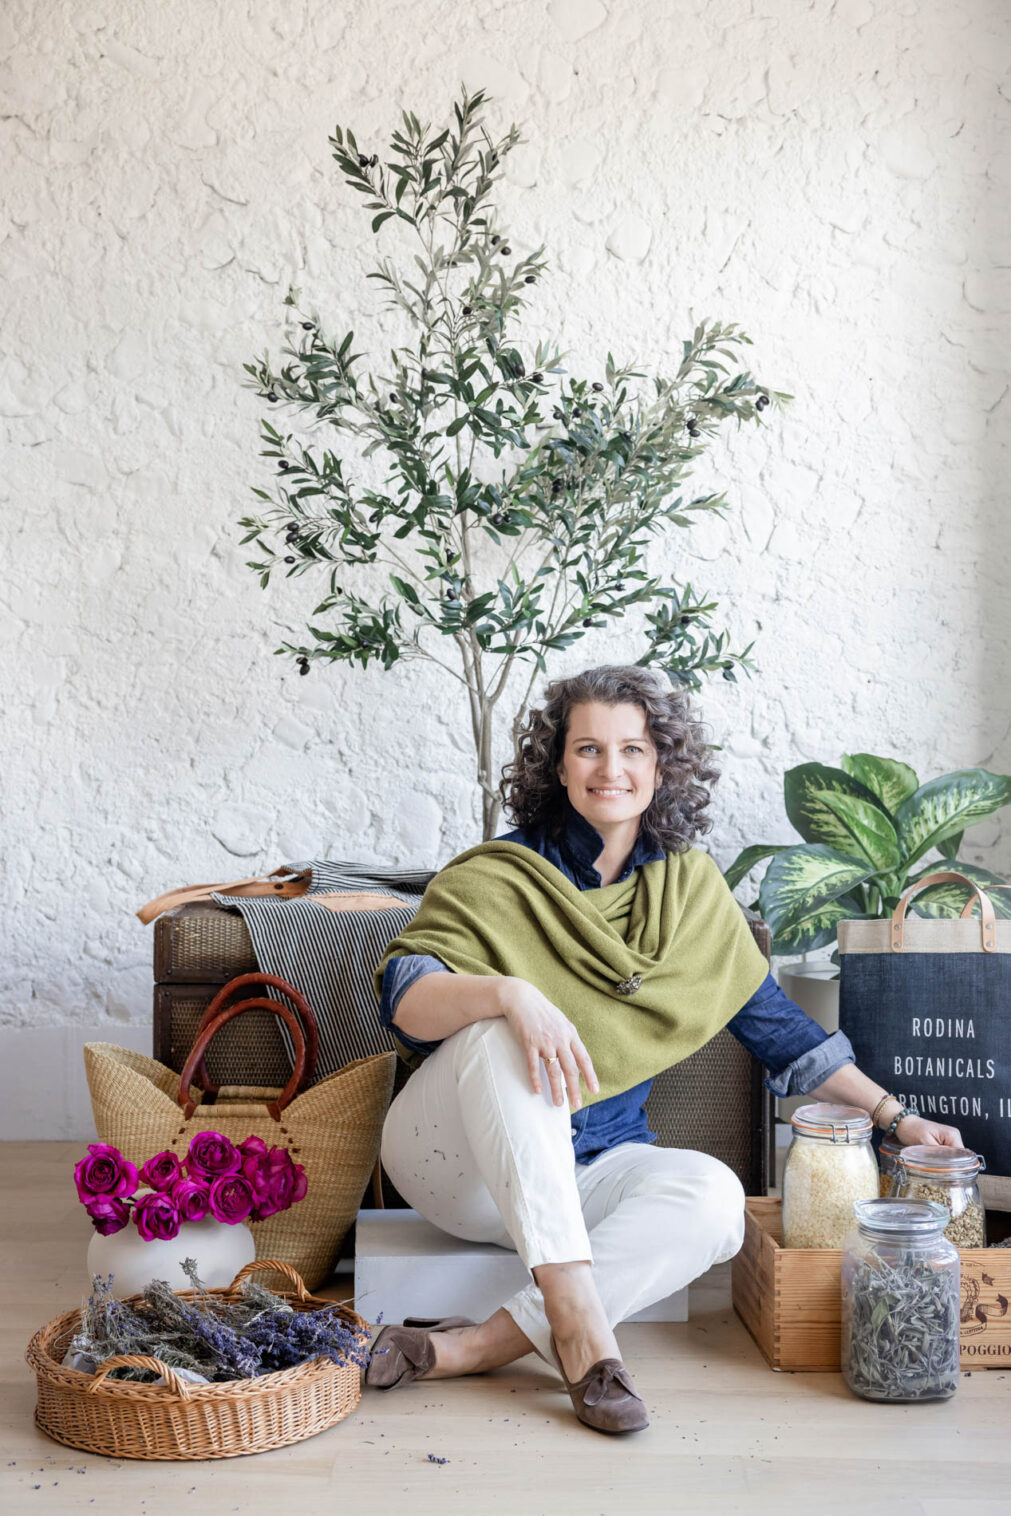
(776, 962, 841, 1124)
(86, 1214, 256, 1300)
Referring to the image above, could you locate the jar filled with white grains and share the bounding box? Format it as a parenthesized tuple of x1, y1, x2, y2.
(782, 1103, 880, 1249)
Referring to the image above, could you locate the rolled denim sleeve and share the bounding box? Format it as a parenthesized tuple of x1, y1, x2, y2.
(725, 972, 856, 1095)
(379, 954, 450, 1056)
(763, 1029, 857, 1097)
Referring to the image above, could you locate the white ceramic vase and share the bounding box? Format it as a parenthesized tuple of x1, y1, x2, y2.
(86, 1213, 256, 1300)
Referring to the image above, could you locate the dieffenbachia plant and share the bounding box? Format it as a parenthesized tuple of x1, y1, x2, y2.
(725, 756, 1011, 954)
(238, 85, 791, 838)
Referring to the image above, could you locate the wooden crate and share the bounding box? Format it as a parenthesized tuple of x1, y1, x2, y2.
(731, 1196, 1011, 1372)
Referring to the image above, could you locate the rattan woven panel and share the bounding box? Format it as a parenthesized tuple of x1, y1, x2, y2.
(644, 1028, 760, 1189)
(154, 903, 257, 984)
(154, 985, 294, 1087)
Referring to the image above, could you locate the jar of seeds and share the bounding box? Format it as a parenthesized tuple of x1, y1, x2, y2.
(893, 1145, 986, 1248)
(782, 1104, 879, 1249)
(842, 1198, 960, 1402)
(877, 1133, 904, 1198)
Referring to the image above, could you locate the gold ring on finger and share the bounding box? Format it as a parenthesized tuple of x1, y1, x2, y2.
(545, 1054, 560, 1066)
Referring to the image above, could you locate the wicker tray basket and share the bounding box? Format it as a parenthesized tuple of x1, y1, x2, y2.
(25, 1260, 368, 1461)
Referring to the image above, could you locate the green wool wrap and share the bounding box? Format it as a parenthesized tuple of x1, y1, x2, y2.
(374, 841, 768, 1105)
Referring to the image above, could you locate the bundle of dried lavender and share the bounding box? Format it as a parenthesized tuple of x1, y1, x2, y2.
(67, 1259, 370, 1383)
(844, 1252, 959, 1402)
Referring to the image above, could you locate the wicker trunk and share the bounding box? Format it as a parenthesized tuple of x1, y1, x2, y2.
(152, 901, 775, 1197)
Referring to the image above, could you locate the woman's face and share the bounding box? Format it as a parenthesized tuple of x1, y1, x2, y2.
(556, 700, 659, 836)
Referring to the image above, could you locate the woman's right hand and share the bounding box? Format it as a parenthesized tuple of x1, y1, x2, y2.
(497, 977, 599, 1110)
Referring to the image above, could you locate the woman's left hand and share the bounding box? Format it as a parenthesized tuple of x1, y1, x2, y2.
(896, 1113, 963, 1147)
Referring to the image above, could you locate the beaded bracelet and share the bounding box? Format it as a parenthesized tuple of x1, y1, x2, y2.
(885, 1105, 916, 1139)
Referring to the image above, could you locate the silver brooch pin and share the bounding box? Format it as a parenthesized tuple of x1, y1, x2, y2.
(614, 974, 643, 997)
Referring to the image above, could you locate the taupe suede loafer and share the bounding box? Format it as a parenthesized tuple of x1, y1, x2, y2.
(550, 1336, 650, 1434)
(364, 1316, 475, 1390)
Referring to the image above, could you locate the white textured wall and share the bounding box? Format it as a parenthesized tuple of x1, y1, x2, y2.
(2, 0, 1009, 1035)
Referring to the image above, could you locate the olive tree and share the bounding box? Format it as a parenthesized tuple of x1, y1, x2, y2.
(240, 87, 790, 837)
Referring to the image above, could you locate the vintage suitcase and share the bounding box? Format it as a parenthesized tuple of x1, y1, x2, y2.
(152, 900, 774, 1196)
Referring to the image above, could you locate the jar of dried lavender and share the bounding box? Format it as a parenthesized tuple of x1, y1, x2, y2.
(893, 1145, 986, 1248)
(842, 1198, 960, 1402)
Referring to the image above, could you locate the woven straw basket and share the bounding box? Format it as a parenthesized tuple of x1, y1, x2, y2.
(84, 983, 395, 1290)
(25, 1260, 367, 1460)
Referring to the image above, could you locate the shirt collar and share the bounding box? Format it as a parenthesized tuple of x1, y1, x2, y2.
(556, 793, 664, 888)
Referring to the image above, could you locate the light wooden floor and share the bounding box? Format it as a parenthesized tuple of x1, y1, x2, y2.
(3, 1142, 1010, 1516)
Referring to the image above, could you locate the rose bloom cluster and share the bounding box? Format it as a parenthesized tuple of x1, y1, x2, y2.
(73, 1133, 308, 1242)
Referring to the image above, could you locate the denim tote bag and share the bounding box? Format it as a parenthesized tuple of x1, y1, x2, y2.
(839, 871, 1011, 1182)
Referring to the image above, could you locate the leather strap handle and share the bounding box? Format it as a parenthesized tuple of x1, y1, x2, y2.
(177, 998, 307, 1120)
(891, 870, 997, 953)
(191, 974, 319, 1097)
(136, 869, 310, 925)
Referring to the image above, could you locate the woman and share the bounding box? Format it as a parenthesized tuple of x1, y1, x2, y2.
(366, 666, 961, 1434)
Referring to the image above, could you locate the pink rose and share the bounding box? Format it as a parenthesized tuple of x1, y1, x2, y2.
(84, 1196, 132, 1235)
(249, 1147, 308, 1221)
(74, 1143, 139, 1206)
(133, 1189, 181, 1242)
(208, 1173, 256, 1225)
(171, 1177, 211, 1223)
(139, 1150, 183, 1193)
(185, 1131, 241, 1183)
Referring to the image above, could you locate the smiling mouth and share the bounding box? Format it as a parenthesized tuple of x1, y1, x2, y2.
(588, 788, 631, 796)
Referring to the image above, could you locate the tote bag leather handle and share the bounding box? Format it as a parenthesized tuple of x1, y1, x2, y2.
(178, 998, 308, 1120)
(136, 870, 311, 924)
(191, 974, 320, 1097)
(891, 870, 997, 952)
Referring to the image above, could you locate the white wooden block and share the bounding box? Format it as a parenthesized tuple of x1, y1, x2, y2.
(353, 1209, 689, 1324)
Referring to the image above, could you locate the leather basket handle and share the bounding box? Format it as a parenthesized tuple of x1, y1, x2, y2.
(192, 973, 319, 1097)
(177, 998, 307, 1120)
(891, 870, 997, 953)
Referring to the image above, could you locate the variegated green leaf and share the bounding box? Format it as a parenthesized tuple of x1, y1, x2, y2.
(908, 862, 1011, 919)
(770, 898, 868, 956)
(896, 769, 1011, 869)
(841, 753, 918, 815)
(784, 763, 889, 851)
(813, 789, 901, 870)
(937, 830, 963, 860)
(723, 843, 787, 894)
(758, 844, 875, 939)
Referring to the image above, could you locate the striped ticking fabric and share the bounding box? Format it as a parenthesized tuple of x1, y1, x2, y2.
(212, 859, 434, 1080)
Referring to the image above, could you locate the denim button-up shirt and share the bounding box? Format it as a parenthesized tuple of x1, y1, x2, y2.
(380, 797, 854, 1163)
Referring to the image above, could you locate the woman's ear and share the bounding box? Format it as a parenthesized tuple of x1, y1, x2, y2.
(556, 759, 567, 787)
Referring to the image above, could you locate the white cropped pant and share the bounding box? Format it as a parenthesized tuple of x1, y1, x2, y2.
(379, 1017, 746, 1364)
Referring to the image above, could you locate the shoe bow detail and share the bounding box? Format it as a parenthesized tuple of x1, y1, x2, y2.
(579, 1357, 639, 1408)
